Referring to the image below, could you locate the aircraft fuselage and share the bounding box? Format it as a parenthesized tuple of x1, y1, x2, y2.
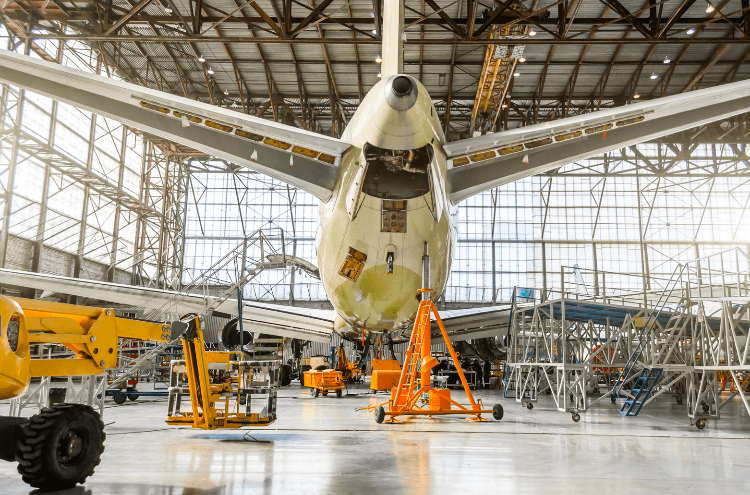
(317, 75, 457, 339)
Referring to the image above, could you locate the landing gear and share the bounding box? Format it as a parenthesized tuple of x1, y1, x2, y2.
(15, 404, 105, 490)
(695, 419, 706, 430)
(572, 412, 581, 422)
(280, 364, 292, 386)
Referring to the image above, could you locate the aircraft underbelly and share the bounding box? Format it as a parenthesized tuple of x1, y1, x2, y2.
(318, 192, 453, 334)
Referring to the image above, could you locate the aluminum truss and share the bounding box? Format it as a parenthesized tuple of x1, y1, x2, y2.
(684, 248, 750, 427)
(506, 278, 655, 422)
(507, 248, 750, 427)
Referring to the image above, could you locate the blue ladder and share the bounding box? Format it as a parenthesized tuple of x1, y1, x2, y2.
(619, 368, 663, 416)
(612, 264, 685, 399)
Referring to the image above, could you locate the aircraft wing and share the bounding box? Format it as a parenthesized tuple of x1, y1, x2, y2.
(0, 268, 335, 343)
(431, 305, 512, 342)
(445, 78, 750, 204)
(0, 50, 349, 201)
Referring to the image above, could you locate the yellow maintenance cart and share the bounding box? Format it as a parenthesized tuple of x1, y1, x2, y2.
(370, 359, 403, 392)
(303, 369, 345, 397)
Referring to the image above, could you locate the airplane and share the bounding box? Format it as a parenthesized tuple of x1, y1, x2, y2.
(2, 0, 750, 349)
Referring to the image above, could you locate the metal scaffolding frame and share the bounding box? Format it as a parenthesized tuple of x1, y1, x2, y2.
(0, 36, 188, 292)
(506, 248, 750, 426)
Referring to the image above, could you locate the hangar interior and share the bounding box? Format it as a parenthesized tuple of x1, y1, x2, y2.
(1, 0, 750, 493)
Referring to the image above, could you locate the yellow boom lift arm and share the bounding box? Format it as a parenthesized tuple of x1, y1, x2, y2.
(0, 294, 277, 491)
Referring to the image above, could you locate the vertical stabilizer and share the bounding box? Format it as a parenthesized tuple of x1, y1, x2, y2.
(381, 0, 404, 77)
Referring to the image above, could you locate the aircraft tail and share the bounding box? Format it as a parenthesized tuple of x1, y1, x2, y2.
(381, 0, 404, 77)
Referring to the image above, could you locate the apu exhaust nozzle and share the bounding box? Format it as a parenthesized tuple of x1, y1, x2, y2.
(384, 75, 418, 111)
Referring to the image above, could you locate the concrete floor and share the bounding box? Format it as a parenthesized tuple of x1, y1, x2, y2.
(2, 385, 750, 494)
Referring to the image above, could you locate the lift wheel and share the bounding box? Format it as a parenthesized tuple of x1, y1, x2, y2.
(15, 403, 105, 490)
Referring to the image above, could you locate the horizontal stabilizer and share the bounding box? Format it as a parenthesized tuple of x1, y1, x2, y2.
(446, 78, 750, 204)
(0, 50, 350, 201)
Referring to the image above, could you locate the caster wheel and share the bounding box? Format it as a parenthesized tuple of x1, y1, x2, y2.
(526, 403, 533, 410)
(611, 396, 616, 403)
(113, 392, 126, 405)
(702, 404, 709, 413)
(313, 388, 320, 398)
(492, 404, 504, 421)
(572, 412, 581, 422)
(336, 389, 342, 398)
(676, 396, 683, 405)
(695, 419, 706, 430)
(126, 387, 138, 402)
(375, 406, 385, 424)
(15, 403, 105, 490)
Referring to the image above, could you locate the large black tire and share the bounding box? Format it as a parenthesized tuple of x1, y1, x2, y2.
(473, 337, 507, 361)
(280, 364, 292, 386)
(15, 403, 105, 490)
(473, 339, 493, 361)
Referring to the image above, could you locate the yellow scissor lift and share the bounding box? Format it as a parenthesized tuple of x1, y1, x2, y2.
(0, 295, 276, 491)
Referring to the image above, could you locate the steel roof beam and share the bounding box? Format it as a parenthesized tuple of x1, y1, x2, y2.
(8, 13, 745, 26)
(104, 0, 153, 36)
(21, 34, 750, 44)
(600, 0, 652, 38)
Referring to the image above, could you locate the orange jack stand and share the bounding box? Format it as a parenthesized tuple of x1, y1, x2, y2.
(374, 289, 504, 424)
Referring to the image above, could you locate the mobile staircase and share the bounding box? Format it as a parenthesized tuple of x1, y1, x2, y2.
(612, 265, 686, 416)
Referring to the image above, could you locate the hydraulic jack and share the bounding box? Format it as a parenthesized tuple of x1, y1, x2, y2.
(374, 243, 504, 423)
